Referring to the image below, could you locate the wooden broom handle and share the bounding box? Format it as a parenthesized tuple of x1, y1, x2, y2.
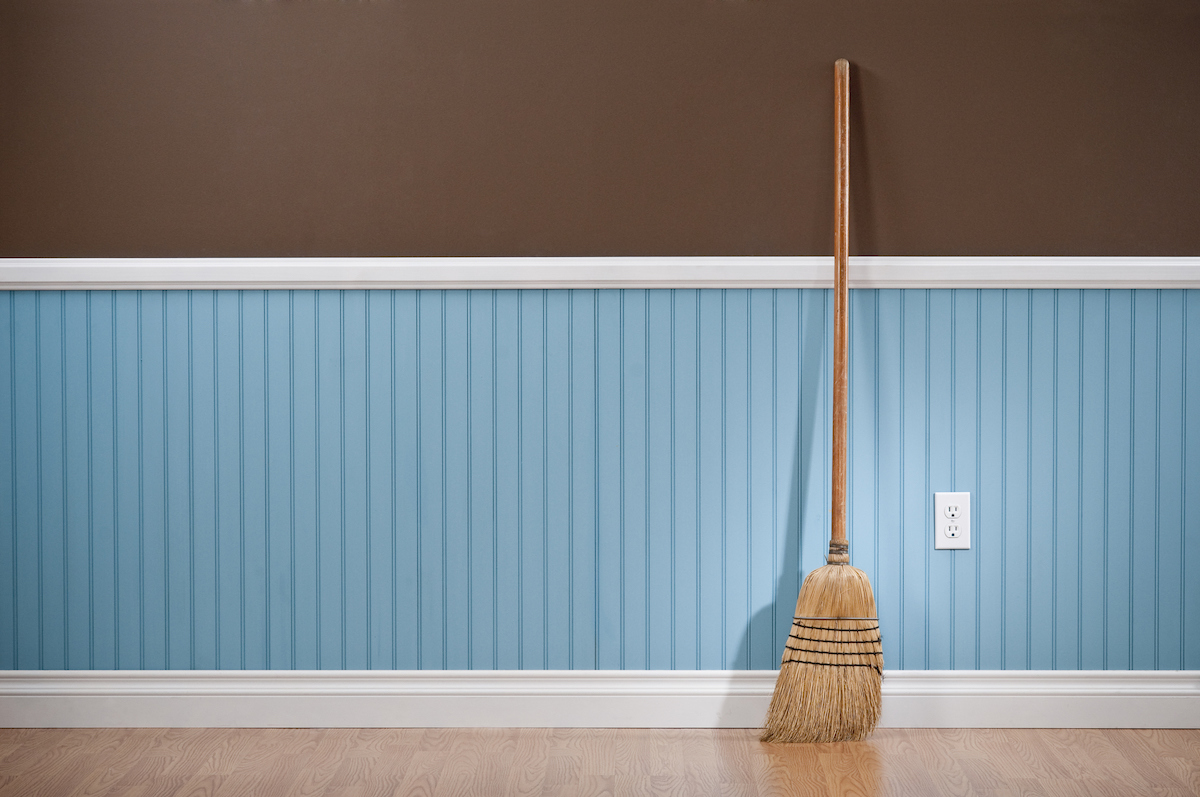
(829, 58, 850, 564)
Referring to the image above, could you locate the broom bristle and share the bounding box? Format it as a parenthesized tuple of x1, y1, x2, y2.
(761, 563, 882, 743)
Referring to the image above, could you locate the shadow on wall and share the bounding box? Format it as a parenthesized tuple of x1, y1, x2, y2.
(724, 69, 877, 703)
(717, 301, 828, 723)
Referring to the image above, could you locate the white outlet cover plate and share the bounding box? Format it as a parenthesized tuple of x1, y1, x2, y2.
(934, 492, 971, 550)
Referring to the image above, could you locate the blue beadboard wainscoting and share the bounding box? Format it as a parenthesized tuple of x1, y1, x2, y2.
(1, 289, 1196, 672)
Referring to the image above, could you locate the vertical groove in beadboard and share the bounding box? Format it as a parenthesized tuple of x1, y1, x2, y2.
(693, 292, 700, 671)
(352, 292, 362, 668)
(1182, 294, 1189, 669)
(1051, 292, 1059, 669)
(974, 290, 982, 669)
(31, 294, 45, 670)
(464, 294, 473, 669)
(59, 294, 68, 668)
(923, 291, 931, 669)
(186, 293, 193, 668)
(516, 294, 525, 670)
(211, 292, 220, 670)
(34, 293, 43, 669)
(672, 289, 681, 667)
(1026, 291, 1033, 671)
(823, 289, 830, 593)
(720, 291, 727, 667)
(439, 292, 447, 671)
(739, 289, 748, 667)
(1077, 290, 1085, 669)
(999, 291, 1007, 670)
(566, 294, 575, 670)
(511, 291, 520, 667)
(160, 293, 170, 669)
(769, 291, 777, 671)
(288, 292, 297, 669)
(1184, 292, 1192, 669)
(616, 293, 624, 668)
(1102, 291, 1110, 669)
(237, 293, 245, 669)
(949, 291, 957, 668)
(388, 292, 397, 669)
(6, 294, 14, 669)
(361, 294, 371, 670)
(1128, 295, 1136, 670)
(312, 295, 320, 669)
(86, 294, 95, 669)
(413, 295, 421, 668)
(492, 291, 500, 670)
(545, 292, 553, 670)
(872, 291, 880, 661)
(262, 295, 270, 670)
(113, 293, 122, 669)
(1154, 291, 1163, 669)
(896, 292, 905, 669)
(593, 291, 600, 670)
(645, 293, 652, 670)
(136, 293, 144, 669)
(338, 293, 346, 670)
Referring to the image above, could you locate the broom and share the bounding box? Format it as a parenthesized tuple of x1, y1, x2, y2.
(761, 58, 883, 744)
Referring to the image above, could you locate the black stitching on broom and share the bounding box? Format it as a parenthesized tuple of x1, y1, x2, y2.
(792, 624, 878, 633)
(784, 659, 882, 673)
(794, 622, 879, 632)
(794, 617, 878, 623)
(788, 634, 880, 645)
(785, 644, 881, 656)
(794, 615, 877, 620)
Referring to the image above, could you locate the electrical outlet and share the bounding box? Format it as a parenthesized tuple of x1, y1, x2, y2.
(934, 492, 970, 550)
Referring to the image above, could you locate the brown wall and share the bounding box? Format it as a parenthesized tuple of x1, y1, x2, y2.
(1, 0, 1197, 257)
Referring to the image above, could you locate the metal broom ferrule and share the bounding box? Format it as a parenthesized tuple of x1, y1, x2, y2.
(826, 539, 850, 565)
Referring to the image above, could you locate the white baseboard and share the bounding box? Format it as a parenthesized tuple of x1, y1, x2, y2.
(2, 256, 1198, 290)
(0, 670, 1195, 729)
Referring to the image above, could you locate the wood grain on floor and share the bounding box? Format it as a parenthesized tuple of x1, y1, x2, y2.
(0, 727, 1195, 796)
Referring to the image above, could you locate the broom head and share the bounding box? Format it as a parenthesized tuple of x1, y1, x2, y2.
(761, 560, 882, 743)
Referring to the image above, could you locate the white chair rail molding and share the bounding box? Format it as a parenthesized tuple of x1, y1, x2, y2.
(2, 256, 1199, 290)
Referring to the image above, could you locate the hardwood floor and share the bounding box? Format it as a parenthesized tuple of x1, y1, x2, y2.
(0, 727, 1196, 796)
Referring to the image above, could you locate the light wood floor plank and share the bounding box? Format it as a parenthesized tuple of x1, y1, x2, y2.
(71, 728, 157, 797)
(1102, 728, 1194, 792)
(504, 728, 550, 796)
(0, 727, 1196, 796)
(873, 729, 946, 797)
(94, 744, 183, 797)
(1067, 728, 1155, 788)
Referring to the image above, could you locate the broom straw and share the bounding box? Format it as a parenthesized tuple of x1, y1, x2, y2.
(761, 58, 883, 744)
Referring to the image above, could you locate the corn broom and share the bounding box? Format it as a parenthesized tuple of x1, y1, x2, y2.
(761, 59, 883, 744)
